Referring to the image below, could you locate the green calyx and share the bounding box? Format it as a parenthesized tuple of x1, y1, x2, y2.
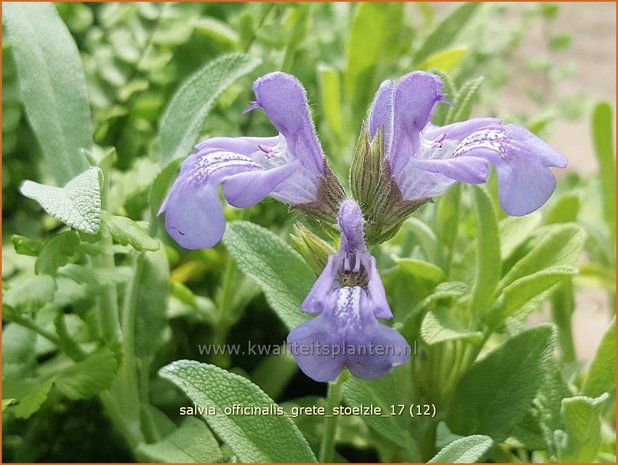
(350, 126, 429, 245)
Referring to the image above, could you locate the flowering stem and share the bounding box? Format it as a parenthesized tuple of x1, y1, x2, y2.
(319, 372, 346, 463)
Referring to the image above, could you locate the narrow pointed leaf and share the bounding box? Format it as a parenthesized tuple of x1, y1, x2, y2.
(3, 2, 92, 184)
(160, 53, 260, 164)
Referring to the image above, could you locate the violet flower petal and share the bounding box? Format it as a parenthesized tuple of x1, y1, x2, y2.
(288, 286, 409, 382)
(365, 257, 393, 319)
(222, 161, 299, 208)
(252, 72, 325, 175)
(346, 293, 409, 379)
(389, 72, 445, 173)
(287, 311, 346, 383)
(162, 179, 226, 250)
(301, 256, 337, 314)
(289, 199, 408, 382)
(368, 79, 394, 146)
(339, 199, 366, 251)
(417, 124, 567, 215)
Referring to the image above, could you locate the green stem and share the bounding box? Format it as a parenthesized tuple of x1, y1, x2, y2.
(211, 258, 236, 366)
(96, 163, 122, 341)
(319, 373, 345, 462)
(93, 163, 143, 451)
(5, 313, 61, 347)
(122, 253, 144, 376)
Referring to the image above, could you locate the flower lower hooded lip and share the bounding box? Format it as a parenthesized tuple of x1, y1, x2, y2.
(287, 199, 410, 382)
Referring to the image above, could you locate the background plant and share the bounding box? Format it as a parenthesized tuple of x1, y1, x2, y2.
(2, 2, 615, 463)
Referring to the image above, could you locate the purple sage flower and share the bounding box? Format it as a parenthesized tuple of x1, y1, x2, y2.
(367, 71, 568, 216)
(159, 72, 343, 249)
(287, 199, 410, 382)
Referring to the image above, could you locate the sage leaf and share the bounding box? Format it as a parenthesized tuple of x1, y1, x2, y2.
(224, 221, 313, 330)
(136, 417, 223, 463)
(501, 223, 586, 288)
(428, 434, 493, 463)
(102, 212, 160, 252)
(3, 2, 92, 184)
(160, 53, 260, 164)
(447, 325, 555, 442)
(134, 248, 170, 358)
(413, 3, 481, 65)
(20, 167, 101, 234)
(469, 186, 501, 314)
(557, 394, 609, 462)
(35, 231, 81, 276)
(160, 360, 316, 462)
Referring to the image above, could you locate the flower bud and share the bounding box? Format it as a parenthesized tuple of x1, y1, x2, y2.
(290, 223, 336, 274)
(350, 127, 428, 245)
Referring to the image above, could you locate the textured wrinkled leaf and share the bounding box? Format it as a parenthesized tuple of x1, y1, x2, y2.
(4, 275, 56, 314)
(421, 308, 482, 345)
(224, 221, 313, 330)
(536, 363, 571, 455)
(501, 224, 586, 288)
(557, 394, 608, 462)
(592, 102, 615, 239)
(469, 186, 500, 314)
(414, 3, 481, 64)
(500, 266, 578, 319)
(160, 53, 260, 164)
(102, 212, 159, 252)
(583, 318, 616, 397)
(134, 248, 170, 358)
(160, 360, 316, 462)
(447, 325, 555, 442)
(137, 417, 223, 463)
(3, 2, 92, 184)
(35, 231, 81, 275)
(428, 435, 493, 463)
(20, 167, 101, 234)
(55, 348, 119, 399)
